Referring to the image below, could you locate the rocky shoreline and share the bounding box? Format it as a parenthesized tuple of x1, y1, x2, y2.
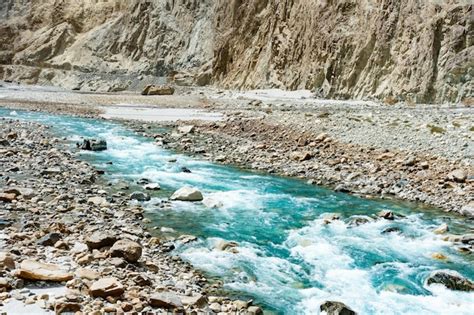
(0, 118, 263, 314)
(126, 117, 473, 217)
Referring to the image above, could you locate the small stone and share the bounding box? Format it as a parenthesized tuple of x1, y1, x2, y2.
(0, 252, 16, 270)
(178, 125, 195, 134)
(55, 302, 81, 314)
(447, 169, 467, 183)
(209, 302, 221, 312)
(75, 268, 100, 280)
(109, 239, 142, 263)
(180, 293, 207, 308)
(87, 196, 108, 206)
(37, 233, 62, 247)
(89, 278, 124, 298)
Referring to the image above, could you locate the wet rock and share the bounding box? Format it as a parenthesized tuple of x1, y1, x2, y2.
(320, 301, 357, 315)
(460, 234, 474, 245)
(149, 292, 183, 309)
(0, 252, 16, 270)
(144, 183, 160, 190)
(215, 240, 239, 253)
(110, 239, 142, 263)
(130, 191, 151, 201)
(431, 253, 448, 260)
(181, 166, 192, 173)
(433, 223, 449, 235)
(79, 139, 107, 151)
(142, 84, 175, 96)
(426, 270, 474, 291)
(170, 186, 203, 201)
(348, 216, 374, 227)
(89, 277, 124, 298)
(16, 260, 73, 282)
(85, 231, 117, 250)
(203, 198, 224, 209)
(37, 232, 62, 247)
(381, 227, 402, 234)
(377, 210, 395, 220)
(322, 213, 340, 224)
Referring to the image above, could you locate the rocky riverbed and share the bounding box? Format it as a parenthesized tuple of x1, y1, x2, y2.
(0, 119, 263, 314)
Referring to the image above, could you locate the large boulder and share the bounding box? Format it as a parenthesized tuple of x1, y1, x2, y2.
(320, 301, 357, 315)
(170, 186, 203, 202)
(110, 239, 142, 263)
(89, 277, 124, 298)
(142, 84, 175, 96)
(16, 260, 73, 282)
(426, 270, 474, 291)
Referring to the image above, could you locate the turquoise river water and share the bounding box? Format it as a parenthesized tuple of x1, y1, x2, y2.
(1, 108, 473, 314)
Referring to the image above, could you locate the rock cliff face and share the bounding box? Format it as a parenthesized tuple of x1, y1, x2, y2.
(0, 0, 472, 102)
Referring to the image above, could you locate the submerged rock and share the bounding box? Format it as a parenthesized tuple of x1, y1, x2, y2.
(16, 260, 73, 282)
(170, 186, 203, 201)
(320, 301, 357, 315)
(426, 270, 474, 291)
(348, 216, 374, 227)
(377, 210, 395, 220)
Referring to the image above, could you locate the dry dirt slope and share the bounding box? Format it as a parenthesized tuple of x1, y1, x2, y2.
(0, 0, 472, 103)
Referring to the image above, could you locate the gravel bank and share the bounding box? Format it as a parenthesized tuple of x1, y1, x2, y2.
(0, 118, 262, 314)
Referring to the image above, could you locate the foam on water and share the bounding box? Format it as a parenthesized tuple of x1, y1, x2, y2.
(1, 108, 473, 315)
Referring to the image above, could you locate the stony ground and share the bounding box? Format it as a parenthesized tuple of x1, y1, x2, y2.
(0, 119, 263, 314)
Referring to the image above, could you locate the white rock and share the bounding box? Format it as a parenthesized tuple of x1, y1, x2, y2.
(170, 186, 203, 202)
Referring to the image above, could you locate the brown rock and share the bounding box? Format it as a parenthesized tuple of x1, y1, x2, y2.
(143, 85, 175, 96)
(85, 231, 117, 250)
(0, 252, 15, 270)
(109, 239, 142, 263)
(16, 260, 73, 282)
(150, 292, 183, 309)
(89, 277, 124, 298)
(0, 193, 16, 203)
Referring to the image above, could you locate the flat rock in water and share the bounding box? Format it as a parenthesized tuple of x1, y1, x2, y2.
(170, 186, 203, 201)
(89, 277, 124, 298)
(16, 260, 73, 282)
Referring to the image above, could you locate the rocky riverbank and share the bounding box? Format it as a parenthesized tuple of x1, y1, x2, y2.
(0, 119, 263, 314)
(125, 116, 473, 217)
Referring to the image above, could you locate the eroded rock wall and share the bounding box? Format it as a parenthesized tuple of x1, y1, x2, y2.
(213, 0, 473, 103)
(0, 0, 472, 102)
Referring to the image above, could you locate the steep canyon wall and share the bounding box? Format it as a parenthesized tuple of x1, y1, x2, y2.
(0, 0, 472, 102)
